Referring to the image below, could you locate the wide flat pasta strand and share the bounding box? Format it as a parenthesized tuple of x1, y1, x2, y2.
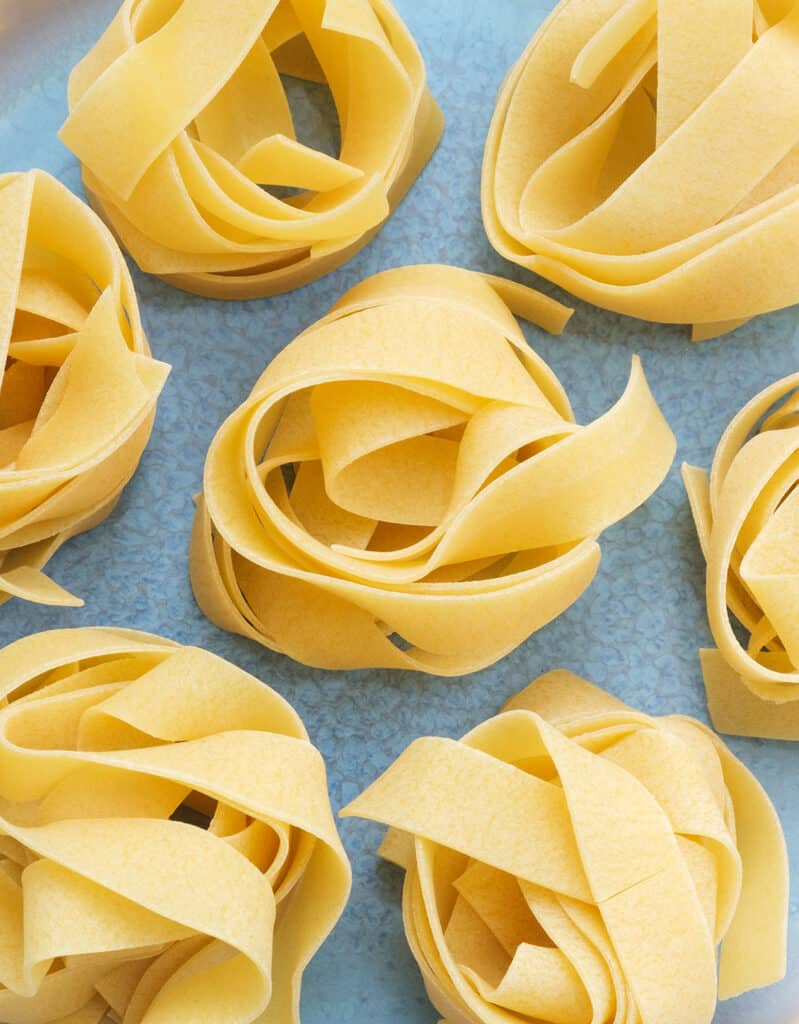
(0, 170, 169, 609)
(483, 0, 799, 337)
(60, 0, 443, 299)
(190, 264, 675, 675)
(342, 670, 789, 1024)
(0, 627, 351, 1024)
(683, 371, 799, 738)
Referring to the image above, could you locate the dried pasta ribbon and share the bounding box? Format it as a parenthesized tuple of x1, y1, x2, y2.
(483, 0, 799, 339)
(60, 0, 443, 300)
(342, 670, 788, 1024)
(683, 372, 799, 739)
(190, 264, 675, 675)
(0, 170, 169, 610)
(0, 626, 350, 1024)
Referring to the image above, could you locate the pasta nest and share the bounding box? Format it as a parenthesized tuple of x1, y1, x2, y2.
(191, 265, 675, 675)
(482, 0, 799, 339)
(343, 671, 788, 1024)
(684, 372, 799, 739)
(0, 170, 169, 610)
(0, 627, 350, 1024)
(60, 0, 443, 299)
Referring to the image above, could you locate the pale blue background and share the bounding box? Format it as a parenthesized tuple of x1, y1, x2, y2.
(1, 2, 797, 1021)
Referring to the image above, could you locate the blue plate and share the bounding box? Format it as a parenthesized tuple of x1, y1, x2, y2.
(0, 2, 796, 1021)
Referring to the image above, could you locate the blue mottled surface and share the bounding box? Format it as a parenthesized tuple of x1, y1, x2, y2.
(1, 3, 797, 1021)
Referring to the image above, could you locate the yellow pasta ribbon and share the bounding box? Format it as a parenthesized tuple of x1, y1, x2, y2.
(60, 0, 443, 299)
(342, 670, 788, 1024)
(0, 626, 351, 1024)
(190, 264, 675, 674)
(0, 170, 169, 610)
(483, 0, 799, 339)
(683, 372, 799, 739)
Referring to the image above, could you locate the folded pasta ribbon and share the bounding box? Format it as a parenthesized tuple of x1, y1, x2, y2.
(190, 264, 675, 674)
(683, 372, 799, 738)
(0, 627, 351, 1024)
(59, 0, 443, 299)
(343, 670, 788, 1024)
(0, 170, 169, 609)
(483, 0, 799, 339)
